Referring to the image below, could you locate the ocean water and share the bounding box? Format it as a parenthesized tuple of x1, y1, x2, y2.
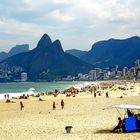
(0, 81, 94, 99)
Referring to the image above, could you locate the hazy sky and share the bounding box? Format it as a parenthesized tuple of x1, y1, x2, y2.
(0, 0, 140, 52)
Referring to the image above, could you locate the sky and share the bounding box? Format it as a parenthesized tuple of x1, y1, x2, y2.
(0, 0, 140, 52)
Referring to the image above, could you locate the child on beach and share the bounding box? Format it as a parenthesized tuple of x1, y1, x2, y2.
(61, 99, 64, 109)
(20, 101, 24, 111)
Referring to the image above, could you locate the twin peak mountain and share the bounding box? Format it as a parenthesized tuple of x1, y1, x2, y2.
(1, 34, 93, 81)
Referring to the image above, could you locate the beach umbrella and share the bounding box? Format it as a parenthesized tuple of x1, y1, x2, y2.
(68, 86, 76, 90)
(67, 86, 77, 92)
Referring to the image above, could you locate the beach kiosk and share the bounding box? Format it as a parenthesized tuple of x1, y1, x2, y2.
(112, 104, 140, 132)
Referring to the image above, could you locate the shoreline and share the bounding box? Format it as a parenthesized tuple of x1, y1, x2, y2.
(0, 79, 139, 100)
(0, 81, 95, 100)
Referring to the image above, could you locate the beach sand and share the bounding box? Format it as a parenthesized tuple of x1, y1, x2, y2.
(0, 81, 140, 140)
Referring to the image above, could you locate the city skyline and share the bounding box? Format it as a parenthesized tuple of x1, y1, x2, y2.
(0, 0, 140, 52)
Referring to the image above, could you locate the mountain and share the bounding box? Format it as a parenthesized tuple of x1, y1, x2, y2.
(0, 44, 29, 61)
(81, 36, 140, 68)
(0, 52, 7, 61)
(0, 34, 93, 81)
(8, 44, 29, 56)
(65, 49, 87, 59)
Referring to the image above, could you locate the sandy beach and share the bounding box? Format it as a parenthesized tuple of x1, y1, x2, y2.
(0, 81, 140, 140)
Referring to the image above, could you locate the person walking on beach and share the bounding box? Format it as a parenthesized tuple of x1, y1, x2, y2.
(20, 101, 24, 111)
(90, 89, 93, 94)
(61, 99, 64, 109)
(106, 92, 109, 98)
(94, 92, 96, 98)
(53, 101, 56, 110)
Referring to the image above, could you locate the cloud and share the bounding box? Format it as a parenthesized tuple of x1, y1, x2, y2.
(49, 10, 75, 22)
(0, 0, 140, 52)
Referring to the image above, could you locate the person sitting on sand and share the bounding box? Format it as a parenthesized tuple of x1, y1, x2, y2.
(20, 101, 24, 111)
(5, 99, 15, 103)
(73, 94, 76, 97)
(111, 117, 124, 132)
(6, 99, 11, 103)
(61, 99, 64, 109)
(38, 98, 45, 101)
(53, 101, 56, 110)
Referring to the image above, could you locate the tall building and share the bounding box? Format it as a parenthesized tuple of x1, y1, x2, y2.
(115, 65, 119, 72)
(116, 71, 122, 79)
(78, 73, 83, 80)
(135, 59, 140, 68)
(122, 67, 128, 78)
(135, 59, 140, 78)
(89, 68, 102, 81)
(21, 72, 27, 82)
(129, 67, 136, 79)
(89, 70, 97, 81)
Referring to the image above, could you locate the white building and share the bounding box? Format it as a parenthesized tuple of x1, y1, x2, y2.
(103, 70, 111, 80)
(116, 71, 122, 79)
(123, 67, 128, 78)
(89, 68, 102, 81)
(78, 73, 83, 80)
(135, 59, 140, 68)
(129, 67, 136, 79)
(135, 59, 140, 78)
(89, 70, 96, 81)
(21, 72, 27, 82)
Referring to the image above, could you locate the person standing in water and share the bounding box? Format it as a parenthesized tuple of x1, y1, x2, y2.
(7, 94, 9, 99)
(4, 94, 6, 99)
